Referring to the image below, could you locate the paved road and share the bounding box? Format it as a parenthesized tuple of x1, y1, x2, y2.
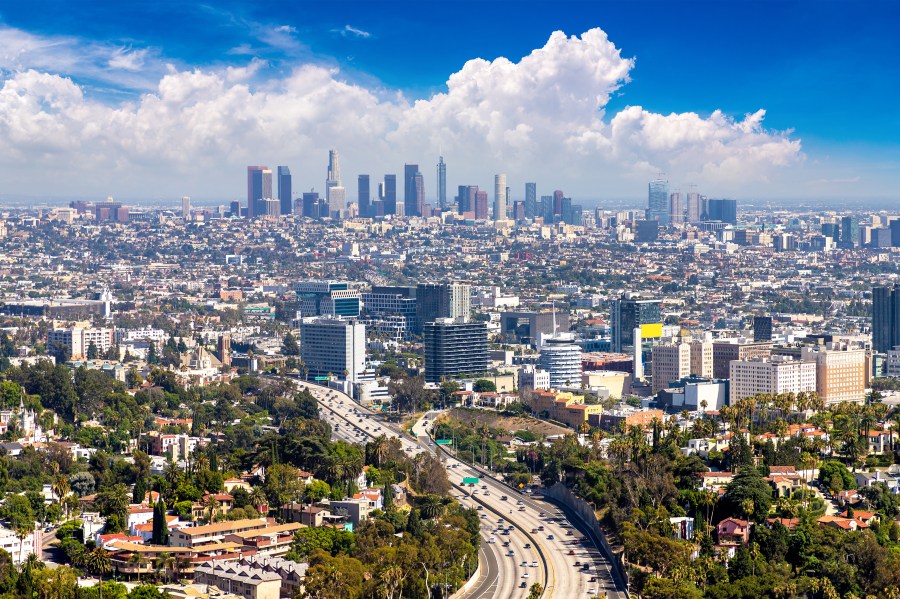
(296, 381, 540, 599)
(298, 380, 628, 598)
(413, 411, 628, 599)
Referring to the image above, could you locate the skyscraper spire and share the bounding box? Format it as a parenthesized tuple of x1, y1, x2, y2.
(326, 149, 341, 203)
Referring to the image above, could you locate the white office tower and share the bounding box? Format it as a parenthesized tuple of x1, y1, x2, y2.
(538, 333, 582, 389)
(300, 318, 366, 382)
(326, 149, 341, 203)
(633, 327, 644, 381)
(181, 196, 191, 220)
(494, 173, 507, 221)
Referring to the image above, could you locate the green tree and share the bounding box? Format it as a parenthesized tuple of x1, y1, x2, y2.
(281, 332, 300, 356)
(472, 379, 496, 393)
(151, 499, 169, 545)
(722, 467, 773, 523)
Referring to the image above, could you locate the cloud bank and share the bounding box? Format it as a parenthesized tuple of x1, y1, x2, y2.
(0, 27, 801, 201)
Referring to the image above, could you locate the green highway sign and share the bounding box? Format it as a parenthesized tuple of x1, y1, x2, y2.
(462, 477, 480, 485)
(314, 376, 331, 381)
(435, 439, 453, 445)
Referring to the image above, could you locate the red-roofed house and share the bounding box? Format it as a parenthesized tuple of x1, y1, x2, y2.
(717, 518, 750, 546)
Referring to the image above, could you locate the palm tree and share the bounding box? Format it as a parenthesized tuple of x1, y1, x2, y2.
(14, 526, 30, 568)
(418, 494, 446, 520)
(249, 487, 267, 512)
(154, 552, 176, 583)
(86, 547, 112, 599)
(52, 475, 71, 519)
(164, 461, 182, 491)
(203, 495, 220, 524)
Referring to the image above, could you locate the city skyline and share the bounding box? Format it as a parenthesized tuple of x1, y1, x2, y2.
(1, 2, 898, 203)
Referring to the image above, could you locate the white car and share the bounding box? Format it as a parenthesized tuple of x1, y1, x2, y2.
(521, 572, 529, 578)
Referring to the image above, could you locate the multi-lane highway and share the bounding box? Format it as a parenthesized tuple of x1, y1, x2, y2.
(297, 379, 627, 598)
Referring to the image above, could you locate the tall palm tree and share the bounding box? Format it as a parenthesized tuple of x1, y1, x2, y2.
(86, 547, 112, 599)
(418, 494, 446, 520)
(14, 526, 30, 568)
(127, 552, 147, 581)
(52, 475, 71, 519)
(154, 552, 176, 583)
(249, 487, 267, 512)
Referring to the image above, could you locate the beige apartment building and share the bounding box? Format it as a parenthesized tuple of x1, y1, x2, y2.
(651, 335, 713, 392)
(801, 344, 866, 405)
(729, 356, 816, 403)
(713, 340, 772, 379)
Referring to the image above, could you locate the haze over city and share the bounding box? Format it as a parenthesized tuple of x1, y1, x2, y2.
(1, 1, 898, 204)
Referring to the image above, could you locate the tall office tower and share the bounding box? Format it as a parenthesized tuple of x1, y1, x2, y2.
(437, 156, 447, 209)
(247, 166, 272, 218)
(841, 215, 860, 247)
(457, 185, 478, 215)
(302, 192, 320, 218)
(383, 174, 397, 214)
(668, 192, 683, 225)
(891, 218, 900, 248)
(300, 318, 366, 382)
(493, 173, 507, 220)
(416, 282, 470, 331)
(296, 281, 361, 317)
(686, 192, 702, 223)
(706, 198, 737, 224)
(326, 149, 341, 203)
(753, 315, 773, 342)
(328, 186, 346, 219)
(181, 196, 191, 221)
(821, 223, 840, 242)
(540, 195, 553, 221)
(525, 183, 537, 219)
(229, 200, 241, 217)
(873, 285, 900, 353)
(423, 319, 489, 383)
(474, 190, 489, 220)
(404, 164, 421, 217)
(277, 166, 292, 216)
(413, 172, 425, 217)
(610, 292, 662, 352)
(553, 190, 564, 217)
(648, 177, 669, 225)
(357, 175, 371, 218)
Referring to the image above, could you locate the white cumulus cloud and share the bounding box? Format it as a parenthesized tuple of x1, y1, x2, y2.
(0, 27, 803, 201)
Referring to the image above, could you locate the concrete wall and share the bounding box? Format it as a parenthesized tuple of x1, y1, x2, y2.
(543, 482, 630, 597)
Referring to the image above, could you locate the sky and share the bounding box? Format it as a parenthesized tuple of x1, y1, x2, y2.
(0, 0, 899, 205)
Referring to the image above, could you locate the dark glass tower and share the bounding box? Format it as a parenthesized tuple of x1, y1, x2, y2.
(873, 285, 900, 353)
(358, 175, 370, 218)
(277, 166, 292, 216)
(383, 174, 397, 215)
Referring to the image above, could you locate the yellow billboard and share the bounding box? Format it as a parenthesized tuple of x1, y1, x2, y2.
(640, 323, 663, 338)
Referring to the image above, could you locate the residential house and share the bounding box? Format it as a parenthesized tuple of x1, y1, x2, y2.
(717, 518, 750, 546)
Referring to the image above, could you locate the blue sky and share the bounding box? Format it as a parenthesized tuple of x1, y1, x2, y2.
(0, 0, 898, 202)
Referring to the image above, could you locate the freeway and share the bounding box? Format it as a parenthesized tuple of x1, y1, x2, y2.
(413, 411, 628, 599)
(297, 381, 543, 599)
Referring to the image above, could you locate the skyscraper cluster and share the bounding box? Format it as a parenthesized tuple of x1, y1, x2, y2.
(646, 177, 736, 226)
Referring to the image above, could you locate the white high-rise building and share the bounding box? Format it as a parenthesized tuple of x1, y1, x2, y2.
(300, 318, 366, 382)
(538, 334, 582, 389)
(181, 196, 191, 221)
(326, 149, 341, 203)
(494, 173, 507, 221)
(729, 356, 816, 404)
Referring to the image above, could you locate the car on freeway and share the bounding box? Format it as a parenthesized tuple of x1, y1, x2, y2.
(532, 561, 538, 567)
(520, 582, 527, 589)
(548, 534, 554, 540)
(524, 543, 531, 549)
(521, 572, 529, 578)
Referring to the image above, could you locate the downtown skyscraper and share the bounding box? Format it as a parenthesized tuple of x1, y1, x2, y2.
(437, 156, 447, 209)
(404, 164, 424, 217)
(277, 166, 292, 216)
(326, 149, 341, 203)
(247, 166, 272, 218)
(358, 174, 371, 218)
(494, 173, 507, 221)
(648, 177, 669, 225)
(873, 285, 900, 353)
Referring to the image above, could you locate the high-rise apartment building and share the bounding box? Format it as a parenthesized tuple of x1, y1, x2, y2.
(326, 150, 341, 204)
(648, 178, 669, 225)
(651, 335, 713, 392)
(300, 318, 366, 382)
(474, 190, 489, 220)
(416, 282, 470, 332)
(48, 326, 115, 359)
(437, 156, 447, 209)
(277, 166, 292, 216)
(357, 175, 370, 218)
(383, 174, 397, 215)
(669, 192, 683, 225)
(610, 292, 662, 352)
(247, 166, 272, 218)
(686, 192, 702, 223)
(494, 173, 507, 221)
(873, 285, 900, 353)
(712, 340, 773, 379)
(181, 196, 191, 221)
(729, 356, 817, 403)
(525, 183, 537, 220)
(423, 319, 488, 383)
(801, 343, 866, 405)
